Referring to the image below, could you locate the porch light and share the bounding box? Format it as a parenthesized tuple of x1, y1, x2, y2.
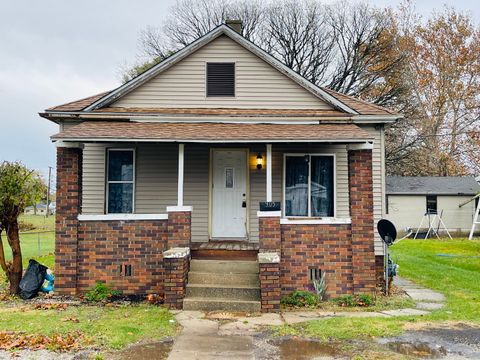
(256, 153, 263, 170)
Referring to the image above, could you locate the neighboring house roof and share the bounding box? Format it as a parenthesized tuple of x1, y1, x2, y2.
(386, 176, 480, 196)
(51, 121, 372, 143)
(43, 24, 400, 119)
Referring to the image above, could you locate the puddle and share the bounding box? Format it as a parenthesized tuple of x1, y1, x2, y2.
(269, 338, 343, 359)
(387, 341, 447, 358)
(115, 340, 173, 360)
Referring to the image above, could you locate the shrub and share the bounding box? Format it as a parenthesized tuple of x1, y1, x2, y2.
(281, 290, 319, 307)
(332, 294, 374, 307)
(85, 282, 121, 302)
(18, 221, 36, 232)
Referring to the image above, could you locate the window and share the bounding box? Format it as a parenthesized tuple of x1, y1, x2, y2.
(284, 154, 335, 217)
(426, 195, 437, 214)
(106, 149, 134, 214)
(206, 62, 235, 97)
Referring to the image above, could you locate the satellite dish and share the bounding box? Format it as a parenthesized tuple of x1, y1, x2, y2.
(377, 219, 397, 246)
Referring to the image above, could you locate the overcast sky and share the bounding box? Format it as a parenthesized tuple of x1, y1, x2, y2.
(1, 0, 479, 179)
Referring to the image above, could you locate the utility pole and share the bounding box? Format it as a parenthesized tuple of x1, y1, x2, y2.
(46, 166, 52, 217)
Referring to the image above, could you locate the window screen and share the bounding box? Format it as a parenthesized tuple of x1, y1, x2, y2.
(107, 149, 134, 213)
(207, 62, 235, 97)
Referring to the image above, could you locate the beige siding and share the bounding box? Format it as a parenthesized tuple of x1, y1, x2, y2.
(135, 144, 177, 213)
(112, 35, 331, 110)
(386, 195, 425, 232)
(359, 125, 384, 255)
(81, 142, 351, 242)
(82, 143, 107, 214)
(387, 195, 476, 232)
(438, 196, 476, 232)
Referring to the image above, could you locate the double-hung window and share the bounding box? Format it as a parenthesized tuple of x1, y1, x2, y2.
(284, 154, 335, 217)
(106, 149, 135, 214)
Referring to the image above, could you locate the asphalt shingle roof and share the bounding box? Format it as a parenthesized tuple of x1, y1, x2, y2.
(386, 176, 480, 196)
(51, 121, 372, 142)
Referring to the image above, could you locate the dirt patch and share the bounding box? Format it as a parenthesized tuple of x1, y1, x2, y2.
(112, 339, 174, 360)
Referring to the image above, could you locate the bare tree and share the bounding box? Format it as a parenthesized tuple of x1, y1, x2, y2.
(259, 1, 334, 85)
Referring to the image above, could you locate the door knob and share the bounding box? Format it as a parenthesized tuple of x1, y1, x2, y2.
(242, 200, 247, 208)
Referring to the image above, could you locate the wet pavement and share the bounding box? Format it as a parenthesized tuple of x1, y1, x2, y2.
(380, 324, 480, 359)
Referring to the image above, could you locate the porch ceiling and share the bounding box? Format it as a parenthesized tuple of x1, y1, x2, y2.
(51, 121, 373, 143)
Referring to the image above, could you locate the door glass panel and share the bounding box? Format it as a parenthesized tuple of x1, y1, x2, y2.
(225, 167, 234, 188)
(285, 156, 308, 216)
(311, 156, 334, 217)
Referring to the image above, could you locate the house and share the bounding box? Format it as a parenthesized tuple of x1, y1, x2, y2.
(40, 21, 401, 312)
(386, 176, 480, 233)
(24, 202, 55, 216)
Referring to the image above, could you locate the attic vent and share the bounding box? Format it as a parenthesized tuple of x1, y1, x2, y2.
(206, 62, 235, 97)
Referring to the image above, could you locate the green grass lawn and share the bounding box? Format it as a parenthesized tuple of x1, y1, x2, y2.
(274, 238, 480, 341)
(0, 303, 177, 349)
(390, 238, 480, 322)
(19, 214, 55, 231)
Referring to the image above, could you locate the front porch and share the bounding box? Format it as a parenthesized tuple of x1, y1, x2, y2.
(54, 121, 379, 312)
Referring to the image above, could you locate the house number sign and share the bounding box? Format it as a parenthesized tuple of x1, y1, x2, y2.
(259, 201, 281, 211)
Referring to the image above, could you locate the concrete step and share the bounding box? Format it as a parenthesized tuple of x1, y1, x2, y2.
(188, 271, 259, 286)
(189, 259, 259, 274)
(183, 297, 261, 312)
(186, 284, 260, 300)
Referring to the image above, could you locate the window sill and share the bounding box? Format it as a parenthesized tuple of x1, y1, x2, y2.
(280, 217, 351, 225)
(78, 214, 168, 221)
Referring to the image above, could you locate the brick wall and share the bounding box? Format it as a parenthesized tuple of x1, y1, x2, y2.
(76, 220, 168, 294)
(348, 149, 376, 294)
(163, 249, 190, 309)
(281, 224, 353, 296)
(259, 216, 281, 252)
(259, 260, 281, 312)
(168, 211, 191, 248)
(375, 255, 386, 292)
(55, 147, 82, 295)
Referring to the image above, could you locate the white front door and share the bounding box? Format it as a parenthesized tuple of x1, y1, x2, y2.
(211, 149, 248, 239)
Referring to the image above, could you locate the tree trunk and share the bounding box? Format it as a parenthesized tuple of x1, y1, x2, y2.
(6, 221, 22, 295)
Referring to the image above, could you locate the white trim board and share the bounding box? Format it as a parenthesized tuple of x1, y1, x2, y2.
(78, 214, 168, 221)
(280, 218, 351, 225)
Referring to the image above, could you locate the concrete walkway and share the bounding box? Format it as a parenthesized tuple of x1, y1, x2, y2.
(168, 277, 446, 359)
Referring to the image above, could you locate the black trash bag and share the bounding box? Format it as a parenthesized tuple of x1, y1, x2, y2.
(19, 259, 48, 300)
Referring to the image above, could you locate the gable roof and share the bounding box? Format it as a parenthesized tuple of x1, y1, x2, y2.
(386, 176, 480, 196)
(83, 25, 356, 114)
(44, 24, 401, 119)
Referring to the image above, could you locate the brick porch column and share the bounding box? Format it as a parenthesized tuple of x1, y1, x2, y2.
(163, 247, 190, 309)
(55, 145, 82, 295)
(348, 145, 376, 295)
(258, 211, 281, 252)
(167, 207, 192, 248)
(258, 252, 281, 313)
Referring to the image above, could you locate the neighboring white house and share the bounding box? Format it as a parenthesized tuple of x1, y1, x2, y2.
(386, 176, 480, 233)
(24, 203, 56, 216)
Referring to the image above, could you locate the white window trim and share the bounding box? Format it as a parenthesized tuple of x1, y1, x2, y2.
(282, 153, 337, 218)
(205, 61, 236, 98)
(79, 214, 167, 221)
(106, 148, 136, 214)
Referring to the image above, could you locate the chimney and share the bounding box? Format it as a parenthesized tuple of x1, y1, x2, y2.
(225, 19, 243, 34)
